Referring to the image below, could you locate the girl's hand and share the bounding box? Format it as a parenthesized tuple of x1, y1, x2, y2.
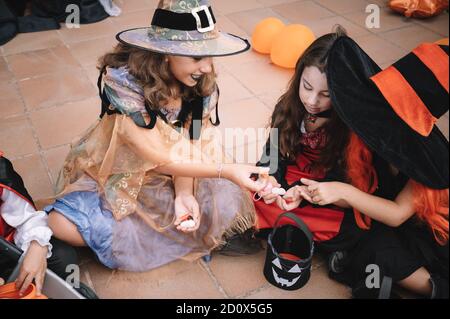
(276, 186, 308, 211)
(16, 241, 48, 296)
(223, 164, 270, 192)
(259, 176, 281, 205)
(174, 194, 201, 233)
(300, 178, 347, 206)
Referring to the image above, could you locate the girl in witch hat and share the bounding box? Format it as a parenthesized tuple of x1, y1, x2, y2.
(254, 28, 448, 298)
(44, 0, 268, 272)
(323, 36, 448, 299)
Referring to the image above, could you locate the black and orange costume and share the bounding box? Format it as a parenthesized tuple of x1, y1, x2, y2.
(326, 37, 448, 298)
(256, 37, 449, 298)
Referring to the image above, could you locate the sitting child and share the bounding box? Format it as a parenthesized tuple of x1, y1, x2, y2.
(0, 151, 79, 296)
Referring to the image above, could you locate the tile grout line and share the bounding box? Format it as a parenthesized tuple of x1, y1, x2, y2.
(254, 93, 281, 113)
(198, 259, 230, 299)
(407, 11, 448, 37)
(222, 0, 447, 42)
(234, 259, 326, 299)
(82, 267, 99, 295)
(2, 25, 65, 57)
(105, 269, 117, 288)
(360, 13, 448, 51)
(235, 283, 272, 299)
(2, 91, 98, 156)
(310, 0, 446, 39)
(311, 0, 365, 17)
(221, 61, 285, 103)
(338, 12, 414, 36)
(2, 35, 99, 113)
(13, 65, 84, 82)
(3, 55, 58, 191)
(257, 0, 300, 9)
(310, 0, 410, 39)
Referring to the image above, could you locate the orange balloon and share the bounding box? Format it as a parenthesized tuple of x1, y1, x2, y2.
(435, 38, 449, 45)
(252, 17, 285, 54)
(270, 24, 316, 69)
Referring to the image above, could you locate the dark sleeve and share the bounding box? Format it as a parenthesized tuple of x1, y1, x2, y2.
(372, 154, 410, 200)
(0, 156, 35, 207)
(255, 135, 292, 190)
(322, 163, 347, 183)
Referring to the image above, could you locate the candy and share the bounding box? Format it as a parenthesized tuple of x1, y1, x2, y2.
(178, 214, 196, 229)
(180, 214, 192, 222)
(271, 187, 286, 196)
(180, 219, 196, 228)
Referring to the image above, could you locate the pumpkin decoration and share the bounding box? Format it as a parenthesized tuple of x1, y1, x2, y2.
(0, 282, 48, 299)
(252, 17, 286, 54)
(389, 0, 449, 18)
(270, 24, 315, 69)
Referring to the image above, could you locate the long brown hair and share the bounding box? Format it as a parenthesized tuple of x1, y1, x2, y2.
(98, 43, 217, 108)
(271, 26, 348, 170)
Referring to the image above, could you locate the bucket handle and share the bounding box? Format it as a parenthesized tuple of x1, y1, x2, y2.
(270, 212, 314, 250)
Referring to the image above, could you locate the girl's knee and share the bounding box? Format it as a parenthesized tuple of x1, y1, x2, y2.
(48, 210, 86, 247)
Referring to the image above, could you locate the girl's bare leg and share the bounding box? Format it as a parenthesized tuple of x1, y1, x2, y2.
(48, 210, 87, 247)
(398, 267, 432, 297)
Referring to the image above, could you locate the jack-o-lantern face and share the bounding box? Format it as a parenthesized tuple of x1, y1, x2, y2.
(263, 218, 314, 290)
(271, 257, 303, 288)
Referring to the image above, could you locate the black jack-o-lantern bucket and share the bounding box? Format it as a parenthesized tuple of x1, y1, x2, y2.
(263, 212, 314, 290)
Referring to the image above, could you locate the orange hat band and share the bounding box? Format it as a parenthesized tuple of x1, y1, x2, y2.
(371, 44, 449, 137)
(413, 43, 449, 93)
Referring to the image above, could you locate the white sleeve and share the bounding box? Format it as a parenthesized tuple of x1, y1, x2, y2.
(0, 188, 53, 258)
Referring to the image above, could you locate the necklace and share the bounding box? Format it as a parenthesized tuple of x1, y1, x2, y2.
(304, 109, 333, 124)
(305, 113, 318, 124)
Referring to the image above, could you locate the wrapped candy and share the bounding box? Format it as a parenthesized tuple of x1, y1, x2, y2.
(179, 214, 196, 229)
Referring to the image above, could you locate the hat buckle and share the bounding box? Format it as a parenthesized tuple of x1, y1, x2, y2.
(192, 5, 215, 33)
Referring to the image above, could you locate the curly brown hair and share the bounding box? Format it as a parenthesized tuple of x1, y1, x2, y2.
(271, 25, 350, 171)
(98, 43, 217, 108)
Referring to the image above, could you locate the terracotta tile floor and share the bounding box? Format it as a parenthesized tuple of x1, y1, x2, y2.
(1, 0, 448, 299)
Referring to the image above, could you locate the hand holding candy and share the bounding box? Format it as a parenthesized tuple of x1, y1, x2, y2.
(271, 187, 286, 196)
(179, 214, 196, 228)
(253, 176, 283, 205)
(174, 194, 200, 233)
(276, 186, 304, 210)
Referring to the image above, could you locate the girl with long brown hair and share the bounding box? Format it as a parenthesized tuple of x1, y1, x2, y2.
(255, 28, 448, 298)
(255, 27, 353, 243)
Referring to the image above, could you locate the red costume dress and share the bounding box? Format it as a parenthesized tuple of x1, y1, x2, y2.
(255, 126, 345, 242)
